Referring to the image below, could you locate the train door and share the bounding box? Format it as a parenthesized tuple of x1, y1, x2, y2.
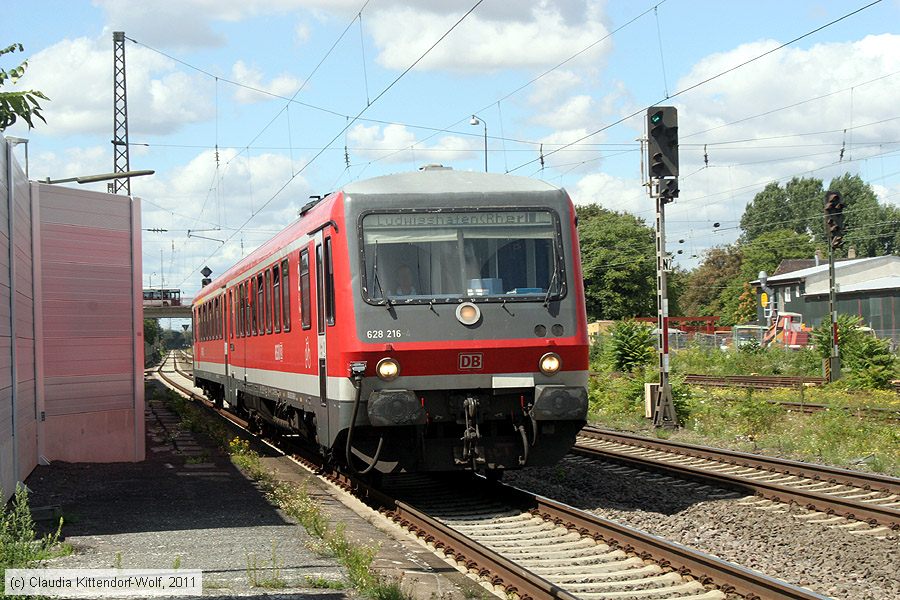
(223, 288, 232, 401)
(312, 231, 330, 444)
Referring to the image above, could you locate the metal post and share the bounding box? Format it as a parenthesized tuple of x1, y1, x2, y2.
(112, 31, 131, 196)
(482, 121, 488, 173)
(652, 180, 677, 428)
(827, 242, 841, 381)
(6, 140, 19, 484)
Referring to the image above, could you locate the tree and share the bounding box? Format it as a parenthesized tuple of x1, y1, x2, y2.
(740, 177, 824, 243)
(144, 318, 161, 347)
(826, 173, 894, 257)
(679, 245, 742, 318)
(577, 204, 656, 320)
(0, 43, 48, 130)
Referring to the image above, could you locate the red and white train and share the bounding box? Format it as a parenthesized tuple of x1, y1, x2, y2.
(192, 166, 588, 475)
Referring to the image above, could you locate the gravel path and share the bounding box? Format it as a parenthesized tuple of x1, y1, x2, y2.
(506, 455, 900, 600)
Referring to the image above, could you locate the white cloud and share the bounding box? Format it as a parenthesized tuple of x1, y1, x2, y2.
(347, 123, 475, 164)
(572, 172, 643, 212)
(532, 95, 595, 130)
(366, 1, 611, 72)
(93, 0, 364, 48)
(231, 61, 302, 104)
(527, 70, 583, 106)
(134, 148, 312, 293)
(9, 36, 211, 137)
(294, 21, 312, 45)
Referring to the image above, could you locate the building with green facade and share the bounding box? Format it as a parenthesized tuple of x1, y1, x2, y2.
(754, 255, 899, 347)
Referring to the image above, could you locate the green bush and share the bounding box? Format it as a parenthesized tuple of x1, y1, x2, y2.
(588, 367, 692, 428)
(607, 320, 654, 372)
(671, 342, 819, 377)
(811, 315, 898, 388)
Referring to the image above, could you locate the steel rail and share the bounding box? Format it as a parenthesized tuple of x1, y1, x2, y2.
(578, 428, 900, 528)
(154, 352, 831, 599)
(510, 488, 830, 600)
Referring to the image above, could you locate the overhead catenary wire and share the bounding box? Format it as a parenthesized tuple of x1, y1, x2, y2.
(178, 0, 485, 288)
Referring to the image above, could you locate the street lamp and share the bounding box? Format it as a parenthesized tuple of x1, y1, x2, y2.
(469, 114, 488, 172)
(148, 272, 157, 289)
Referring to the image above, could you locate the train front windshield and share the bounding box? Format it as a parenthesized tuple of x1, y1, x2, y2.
(360, 209, 564, 303)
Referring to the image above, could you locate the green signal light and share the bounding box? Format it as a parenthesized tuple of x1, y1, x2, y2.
(650, 111, 663, 124)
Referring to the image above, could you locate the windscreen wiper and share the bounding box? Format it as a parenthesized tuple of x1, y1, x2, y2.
(371, 240, 392, 308)
(543, 250, 560, 308)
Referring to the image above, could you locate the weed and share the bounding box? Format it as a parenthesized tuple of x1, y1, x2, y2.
(184, 453, 210, 465)
(114, 551, 122, 569)
(245, 543, 287, 589)
(172, 555, 182, 569)
(1, 485, 66, 594)
(158, 386, 411, 599)
(305, 575, 346, 589)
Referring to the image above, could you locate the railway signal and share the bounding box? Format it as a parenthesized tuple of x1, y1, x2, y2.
(823, 190, 842, 382)
(645, 106, 680, 429)
(647, 106, 679, 178)
(824, 190, 844, 248)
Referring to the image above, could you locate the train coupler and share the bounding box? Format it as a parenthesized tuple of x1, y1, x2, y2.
(457, 396, 483, 466)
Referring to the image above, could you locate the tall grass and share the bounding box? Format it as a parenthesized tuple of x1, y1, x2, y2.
(1, 485, 68, 595)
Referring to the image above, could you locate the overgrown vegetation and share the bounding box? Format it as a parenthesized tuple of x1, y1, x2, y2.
(810, 314, 898, 389)
(589, 320, 900, 476)
(669, 342, 820, 377)
(607, 320, 655, 372)
(157, 387, 408, 599)
(1, 485, 70, 595)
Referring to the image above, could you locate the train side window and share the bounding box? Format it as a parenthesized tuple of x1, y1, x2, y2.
(281, 258, 291, 332)
(240, 284, 246, 338)
(201, 304, 206, 341)
(299, 249, 311, 330)
(216, 297, 221, 340)
(245, 280, 252, 336)
(265, 268, 273, 334)
(257, 274, 264, 335)
(229, 290, 234, 339)
(315, 244, 325, 333)
(250, 278, 257, 335)
(324, 237, 335, 326)
(273, 264, 282, 333)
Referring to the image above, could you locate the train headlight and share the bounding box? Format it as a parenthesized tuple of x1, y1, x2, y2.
(539, 352, 561, 376)
(455, 302, 481, 325)
(376, 357, 400, 381)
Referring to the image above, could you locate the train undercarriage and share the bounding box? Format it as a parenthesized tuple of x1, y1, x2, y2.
(194, 374, 586, 475)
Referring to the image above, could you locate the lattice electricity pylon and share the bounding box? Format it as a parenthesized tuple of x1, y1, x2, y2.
(112, 31, 130, 196)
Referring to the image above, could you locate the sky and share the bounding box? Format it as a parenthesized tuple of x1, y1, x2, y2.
(5, 0, 900, 314)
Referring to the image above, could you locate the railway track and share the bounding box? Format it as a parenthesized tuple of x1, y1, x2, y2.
(682, 375, 825, 389)
(575, 428, 900, 530)
(153, 351, 831, 600)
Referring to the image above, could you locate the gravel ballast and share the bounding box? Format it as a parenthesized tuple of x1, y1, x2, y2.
(506, 454, 900, 600)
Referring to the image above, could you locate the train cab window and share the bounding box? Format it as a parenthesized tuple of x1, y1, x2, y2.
(265, 269, 273, 334)
(299, 250, 311, 330)
(281, 258, 291, 332)
(360, 209, 564, 304)
(324, 237, 335, 326)
(273, 265, 282, 333)
(256, 274, 264, 335)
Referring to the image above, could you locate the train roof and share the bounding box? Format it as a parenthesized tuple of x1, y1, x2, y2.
(343, 167, 565, 196)
(194, 168, 568, 304)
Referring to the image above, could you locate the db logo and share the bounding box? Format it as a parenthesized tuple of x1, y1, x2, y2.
(458, 352, 483, 370)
